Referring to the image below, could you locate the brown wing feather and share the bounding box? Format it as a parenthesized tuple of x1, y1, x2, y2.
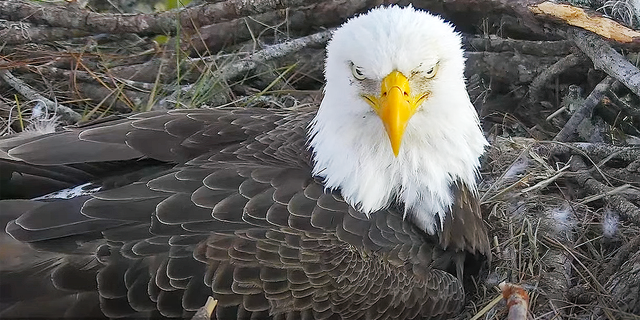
(0, 108, 285, 166)
(0, 107, 482, 319)
(440, 182, 491, 259)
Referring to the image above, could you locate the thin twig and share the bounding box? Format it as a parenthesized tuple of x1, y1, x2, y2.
(214, 29, 332, 80)
(0, 69, 81, 124)
(569, 156, 640, 226)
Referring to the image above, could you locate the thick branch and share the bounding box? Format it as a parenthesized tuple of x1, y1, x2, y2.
(568, 28, 640, 97)
(529, 1, 640, 43)
(546, 142, 640, 164)
(0, 0, 329, 35)
(0, 22, 90, 45)
(463, 36, 575, 56)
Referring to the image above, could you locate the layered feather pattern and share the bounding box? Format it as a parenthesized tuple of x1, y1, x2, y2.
(0, 108, 485, 319)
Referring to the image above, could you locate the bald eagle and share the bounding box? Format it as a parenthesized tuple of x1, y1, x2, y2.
(0, 6, 489, 320)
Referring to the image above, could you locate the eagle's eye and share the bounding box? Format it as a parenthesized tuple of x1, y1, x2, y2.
(425, 65, 438, 79)
(351, 63, 366, 80)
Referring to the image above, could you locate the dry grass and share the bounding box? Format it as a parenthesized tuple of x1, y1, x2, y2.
(461, 137, 640, 319)
(598, 0, 639, 28)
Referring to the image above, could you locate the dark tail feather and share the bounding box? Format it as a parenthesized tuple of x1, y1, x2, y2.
(0, 230, 106, 318)
(0, 198, 106, 318)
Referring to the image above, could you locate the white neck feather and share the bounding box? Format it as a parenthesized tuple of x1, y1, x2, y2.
(308, 87, 486, 234)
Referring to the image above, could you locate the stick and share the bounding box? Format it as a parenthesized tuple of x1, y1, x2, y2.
(0, 0, 329, 35)
(567, 28, 640, 97)
(554, 76, 615, 142)
(545, 142, 640, 163)
(214, 29, 332, 80)
(529, 2, 640, 43)
(528, 52, 586, 103)
(0, 69, 81, 124)
(569, 156, 640, 227)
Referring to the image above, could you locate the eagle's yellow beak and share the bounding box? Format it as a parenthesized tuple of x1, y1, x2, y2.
(364, 71, 427, 157)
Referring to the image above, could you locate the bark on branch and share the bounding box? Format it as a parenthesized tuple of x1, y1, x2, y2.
(568, 28, 640, 98)
(0, 0, 330, 35)
(529, 1, 640, 44)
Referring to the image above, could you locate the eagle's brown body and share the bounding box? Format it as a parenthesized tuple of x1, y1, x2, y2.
(0, 107, 488, 319)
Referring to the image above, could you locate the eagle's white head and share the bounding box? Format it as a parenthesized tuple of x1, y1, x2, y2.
(308, 6, 488, 235)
